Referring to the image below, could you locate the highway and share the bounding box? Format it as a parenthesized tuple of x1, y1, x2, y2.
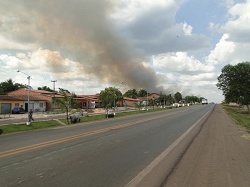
(0, 104, 214, 187)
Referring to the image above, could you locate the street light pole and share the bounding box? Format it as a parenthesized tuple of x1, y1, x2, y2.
(147, 91, 148, 110)
(17, 70, 31, 126)
(141, 88, 148, 110)
(113, 81, 123, 110)
(51, 80, 57, 110)
(164, 94, 166, 108)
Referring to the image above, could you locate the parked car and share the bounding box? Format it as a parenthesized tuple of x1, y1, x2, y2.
(106, 109, 115, 118)
(12, 107, 26, 114)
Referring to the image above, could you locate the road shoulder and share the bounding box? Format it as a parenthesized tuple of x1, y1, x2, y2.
(164, 104, 250, 187)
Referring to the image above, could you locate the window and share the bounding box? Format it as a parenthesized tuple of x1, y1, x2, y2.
(39, 103, 44, 108)
(15, 103, 19, 107)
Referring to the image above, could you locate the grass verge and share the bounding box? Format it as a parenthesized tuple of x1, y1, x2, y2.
(223, 104, 250, 131)
(0, 120, 62, 134)
(0, 106, 174, 135)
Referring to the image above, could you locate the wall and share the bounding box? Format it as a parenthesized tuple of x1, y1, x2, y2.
(0, 100, 24, 114)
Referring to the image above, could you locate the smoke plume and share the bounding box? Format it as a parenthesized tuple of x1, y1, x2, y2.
(0, 0, 163, 92)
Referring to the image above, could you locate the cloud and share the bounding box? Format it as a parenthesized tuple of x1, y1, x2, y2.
(183, 22, 193, 35)
(223, 0, 250, 43)
(112, 0, 211, 54)
(207, 0, 250, 65)
(1, 0, 247, 104)
(153, 52, 214, 74)
(0, 0, 210, 94)
(0, 35, 35, 51)
(206, 34, 236, 65)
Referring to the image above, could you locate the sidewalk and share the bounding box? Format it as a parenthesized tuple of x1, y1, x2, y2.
(164, 104, 250, 187)
(0, 112, 67, 126)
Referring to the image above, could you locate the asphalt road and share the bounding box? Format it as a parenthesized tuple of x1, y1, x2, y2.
(0, 104, 214, 187)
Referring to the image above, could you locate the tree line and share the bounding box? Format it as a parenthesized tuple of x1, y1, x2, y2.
(217, 61, 250, 113)
(0, 78, 202, 108)
(2, 62, 249, 113)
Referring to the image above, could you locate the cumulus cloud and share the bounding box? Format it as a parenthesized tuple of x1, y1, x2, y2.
(112, 0, 211, 54)
(206, 34, 236, 65)
(153, 52, 214, 74)
(207, 0, 250, 65)
(223, 0, 250, 42)
(183, 23, 192, 35)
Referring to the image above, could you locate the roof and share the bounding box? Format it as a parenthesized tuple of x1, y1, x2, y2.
(7, 88, 48, 101)
(33, 90, 54, 94)
(0, 95, 23, 101)
(75, 94, 99, 101)
(123, 97, 140, 101)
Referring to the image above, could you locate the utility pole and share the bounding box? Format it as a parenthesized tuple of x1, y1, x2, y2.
(17, 70, 31, 125)
(51, 80, 57, 110)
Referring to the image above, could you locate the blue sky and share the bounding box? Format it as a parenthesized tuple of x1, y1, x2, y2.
(0, 0, 249, 103)
(176, 0, 227, 33)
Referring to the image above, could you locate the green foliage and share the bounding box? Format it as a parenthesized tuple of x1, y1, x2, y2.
(123, 89, 138, 98)
(223, 104, 250, 131)
(138, 89, 148, 97)
(166, 94, 175, 104)
(0, 120, 61, 134)
(99, 87, 123, 109)
(134, 101, 144, 110)
(53, 91, 78, 123)
(157, 93, 175, 105)
(1, 106, 177, 134)
(174, 92, 182, 103)
(58, 87, 71, 94)
(217, 62, 250, 113)
(157, 93, 166, 105)
(38, 86, 54, 92)
(185, 95, 200, 103)
(0, 78, 26, 94)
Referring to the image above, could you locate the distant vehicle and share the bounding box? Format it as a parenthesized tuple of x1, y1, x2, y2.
(12, 107, 25, 114)
(202, 99, 208, 105)
(172, 103, 180, 107)
(106, 109, 115, 118)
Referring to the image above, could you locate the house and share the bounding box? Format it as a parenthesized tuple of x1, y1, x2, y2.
(0, 95, 23, 114)
(122, 97, 140, 107)
(0, 88, 163, 113)
(147, 93, 160, 100)
(6, 88, 48, 113)
(75, 94, 100, 109)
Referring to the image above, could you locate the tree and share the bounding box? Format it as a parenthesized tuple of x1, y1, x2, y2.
(123, 89, 138, 99)
(138, 89, 148, 97)
(185, 95, 200, 103)
(174, 92, 182, 103)
(149, 96, 156, 109)
(158, 93, 167, 106)
(134, 101, 144, 110)
(38, 86, 54, 92)
(53, 91, 78, 124)
(99, 87, 123, 110)
(59, 88, 71, 94)
(166, 94, 174, 104)
(0, 79, 26, 94)
(217, 62, 250, 113)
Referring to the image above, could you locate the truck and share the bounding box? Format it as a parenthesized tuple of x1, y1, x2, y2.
(201, 98, 208, 105)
